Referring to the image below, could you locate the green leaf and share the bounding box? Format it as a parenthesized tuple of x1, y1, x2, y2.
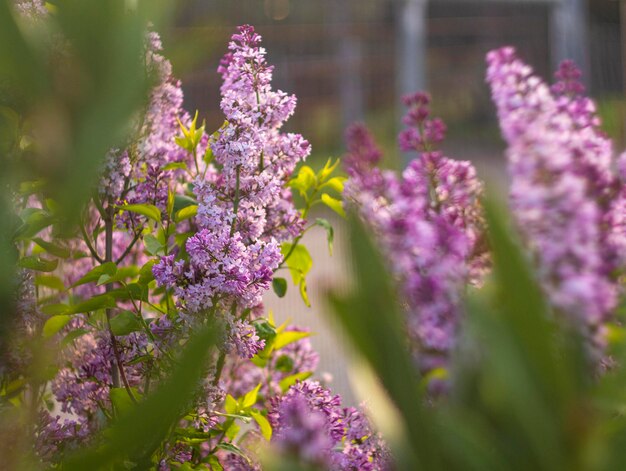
(275, 354, 295, 372)
(320, 176, 345, 194)
(314, 218, 334, 255)
(14, 209, 55, 240)
(98, 266, 140, 286)
(250, 409, 272, 441)
(289, 165, 316, 197)
(162, 162, 187, 172)
(272, 277, 287, 298)
(241, 384, 261, 409)
(173, 195, 197, 214)
(279, 371, 313, 393)
(69, 295, 116, 314)
(166, 188, 175, 217)
(299, 278, 311, 308)
(42, 304, 70, 316)
(18, 255, 58, 272)
(61, 328, 89, 346)
(318, 157, 341, 181)
(174, 204, 197, 223)
(33, 238, 71, 258)
(326, 215, 426, 468)
(203, 146, 214, 165)
(224, 422, 241, 441)
(43, 315, 72, 338)
(36, 275, 65, 291)
(207, 455, 223, 471)
(144, 234, 164, 256)
(274, 330, 312, 350)
(321, 193, 345, 217)
(97, 273, 112, 286)
(224, 394, 238, 415)
(118, 204, 161, 223)
(110, 387, 140, 415)
(110, 311, 142, 336)
(217, 442, 248, 462)
(71, 262, 117, 288)
(138, 260, 157, 286)
(280, 243, 312, 286)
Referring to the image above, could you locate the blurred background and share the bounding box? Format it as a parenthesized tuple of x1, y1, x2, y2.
(160, 0, 625, 404)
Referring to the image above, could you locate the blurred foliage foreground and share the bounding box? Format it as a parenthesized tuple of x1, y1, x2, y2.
(3, 1, 626, 471)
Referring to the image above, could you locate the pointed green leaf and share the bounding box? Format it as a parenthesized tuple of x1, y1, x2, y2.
(274, 330, 312, 350)
(110, 311, 142, 336)
(242, 384, 261, 409)
(250, 410, 272, 441)
(321, 193, 345, 217)
(33, 238, 71, 258)
(314, 218, 334, 255)
(43, 315, 72, 338)
(279, 371, 313, 393)
(272, 277, 287, 298)
(118, 204, 161, 223)
(18, 255, 58, 272)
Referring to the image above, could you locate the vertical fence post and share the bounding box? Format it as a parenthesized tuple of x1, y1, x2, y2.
(550, 0, 590, 84)
(333, 0, 364, 130)
(396, 0, 427, 164)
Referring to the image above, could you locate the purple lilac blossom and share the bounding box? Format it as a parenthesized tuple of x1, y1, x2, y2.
(486, 47, 625, 354)
(344, 95, 487, 375)
(51, 321, 146, 419)
(153, 26, 310, 359)
(2, 271, 45, 376)
(35, 411, 90, 463)
(222, 326, 319, 399)
(100, 29, 206, 222)
(269, 381, 390, 470)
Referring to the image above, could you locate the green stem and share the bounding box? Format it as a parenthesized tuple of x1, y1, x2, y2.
(104, 211, 137, 405)
(230, 165, 241, 237)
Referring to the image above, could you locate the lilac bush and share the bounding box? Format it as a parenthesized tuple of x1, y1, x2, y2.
(4, 5, 380, 467)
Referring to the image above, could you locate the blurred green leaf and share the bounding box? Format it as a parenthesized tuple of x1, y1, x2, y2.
(33, 237, 70, 258)
(280, 243, 312, 286)
(71, 262, 116, 288)
(17, 255, 58, 272)
(250, 409, 272, 441)
(327, 214, 431, 469)
(320, 194, 345, 217)
(69, 294, 116, 314)
(279, 371, 312, 393)
(42, 314, 72, 338)
(62, 322, 216, 470)
(110, 310, 142, 336)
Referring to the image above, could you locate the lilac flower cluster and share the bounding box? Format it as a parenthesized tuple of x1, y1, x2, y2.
(52, 323, 146, 420)
(269, 381, 390, 470)
(224, 327, 320, 398)
(486, 47, 625, 350)
(153, 26, 309, 355)
(99, 29, 204, 224)
(2, 271, 45, 376)
(344, 94, 487, 374)
(35, 411, 89, 463)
